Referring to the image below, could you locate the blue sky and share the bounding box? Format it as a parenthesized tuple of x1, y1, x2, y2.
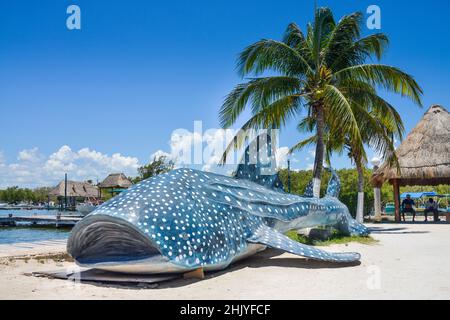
(0, 0, 449, 187)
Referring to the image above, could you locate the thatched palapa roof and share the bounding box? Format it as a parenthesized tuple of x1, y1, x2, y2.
(372, 105, 450, 186)
(98, 173, 132, 189)
(49, 181, 99, 198)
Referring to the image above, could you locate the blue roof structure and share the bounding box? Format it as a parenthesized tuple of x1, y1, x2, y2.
(400, 192, 437, 199)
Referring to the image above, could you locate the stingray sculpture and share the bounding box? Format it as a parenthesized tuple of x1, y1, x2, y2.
(68, 135, 369, 274)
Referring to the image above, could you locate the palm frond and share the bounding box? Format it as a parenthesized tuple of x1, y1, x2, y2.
(289, 135, 317, 154)
(296, 116, 316, 133)
(322, 12, 362, 65)
(311, 7, 335, 67)
(338, 79, 405, 139)
(322, 84, 364, 158)
(335, 64, 423, 105)
(330, 33, 389, 71)
(220, 94, 304, 163)
(237, 39, 313, 77)
(219, 76, 302, 128)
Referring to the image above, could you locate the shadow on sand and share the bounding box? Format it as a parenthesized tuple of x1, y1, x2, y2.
(159, 249, 361, 289)
(28, 248, 362, 290)
(67, 248, 361, 290)
(368, 226, 429, 235)
(368, 221, 448, 234)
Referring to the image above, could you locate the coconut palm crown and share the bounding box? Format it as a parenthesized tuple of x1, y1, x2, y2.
(219, 7, 423, 197)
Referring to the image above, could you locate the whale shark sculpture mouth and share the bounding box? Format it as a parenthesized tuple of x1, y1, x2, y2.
(68, 215, 191, 274)
(68, 215, 159, 265)
(68, 135, 369, 274)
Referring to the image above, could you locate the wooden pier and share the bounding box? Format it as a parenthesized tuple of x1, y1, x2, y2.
(0, 214, 83, 228)
(0, 206, 59, 211)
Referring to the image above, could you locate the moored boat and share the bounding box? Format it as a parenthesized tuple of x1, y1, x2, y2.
(76, 202, 97, 216)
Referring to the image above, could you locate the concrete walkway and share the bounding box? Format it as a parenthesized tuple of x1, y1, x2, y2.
(0, 240, 67, 258)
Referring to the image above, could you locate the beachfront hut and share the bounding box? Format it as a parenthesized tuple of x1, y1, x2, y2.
(98, 173, 132, 197)
(371, 105, 450, 222)
(49, 180, 100, 210)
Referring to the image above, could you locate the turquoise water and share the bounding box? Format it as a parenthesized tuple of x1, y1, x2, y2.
(0, 209, 71, 244)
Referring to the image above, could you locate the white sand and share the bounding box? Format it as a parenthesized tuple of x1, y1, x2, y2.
(0, 222, 449, 300)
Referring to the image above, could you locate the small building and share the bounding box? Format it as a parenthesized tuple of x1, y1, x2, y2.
(371, 105, 450, 221)
(98, 173, 133, 197)
(49, 180, 100, 211)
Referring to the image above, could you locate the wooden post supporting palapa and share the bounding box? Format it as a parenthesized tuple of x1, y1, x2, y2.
(393, 179, 401, 222)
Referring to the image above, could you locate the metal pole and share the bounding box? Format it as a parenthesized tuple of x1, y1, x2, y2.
(287, 159, 291, 193)
(373, 164, 382, 222)
(64, 173, 68, 211)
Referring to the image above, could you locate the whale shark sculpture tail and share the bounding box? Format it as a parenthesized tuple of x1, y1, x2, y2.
(325, 167, 341, 198)
(303, 167, 339, 198)
(303, 180, 314, 198)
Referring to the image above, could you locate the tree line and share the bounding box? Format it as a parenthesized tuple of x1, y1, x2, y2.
(1, 164, 447, 211)
(0, 186, 53, 204)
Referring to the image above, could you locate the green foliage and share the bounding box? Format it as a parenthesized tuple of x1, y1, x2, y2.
(0, 186, 53, 204)
(285, 229, 378, 246)
(132, 155, 175, 184)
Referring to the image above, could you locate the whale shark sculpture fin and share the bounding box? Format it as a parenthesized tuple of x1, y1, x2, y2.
(303, 180, 314, 198)
(234, 133, 284, 191)
(248, 225, 360, 263)
(325, 167, 341, 198)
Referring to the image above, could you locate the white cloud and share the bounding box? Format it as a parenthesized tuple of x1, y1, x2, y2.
(152, 128, 232, 172)
(17, 147, 43, 162)
(150, 150, 172, 161)
(0, 146, 140, 189)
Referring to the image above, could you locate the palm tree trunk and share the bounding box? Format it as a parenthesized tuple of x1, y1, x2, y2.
(312, 103, 325, 198)
(355, 159, 365, 223)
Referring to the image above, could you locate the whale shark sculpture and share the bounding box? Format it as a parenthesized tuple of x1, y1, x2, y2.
(68, 135, 369, 274)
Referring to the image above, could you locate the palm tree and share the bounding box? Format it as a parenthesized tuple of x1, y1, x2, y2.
(219, 7, 422, 197)
(291, 104, 403, 220)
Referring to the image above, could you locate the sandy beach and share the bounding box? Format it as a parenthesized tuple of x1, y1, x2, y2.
(0, 222, 449, 300)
